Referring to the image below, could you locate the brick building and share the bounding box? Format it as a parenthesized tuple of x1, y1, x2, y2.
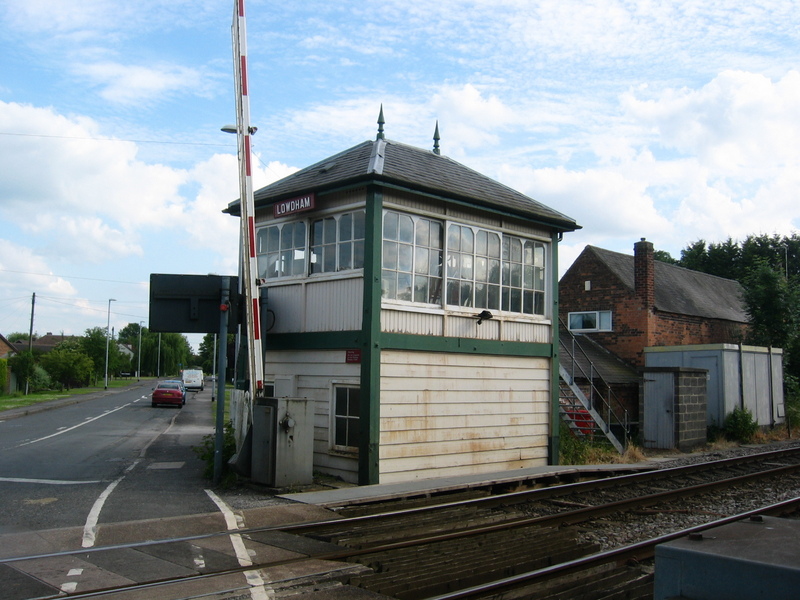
(559, 238, 749, 368)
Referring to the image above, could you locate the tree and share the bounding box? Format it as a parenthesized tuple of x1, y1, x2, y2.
(41, 339, 93, 390)
(678, 233, 800, 380)
(138, 331, 192, 377)
(117, 323, 143, 346)
(679, 239, 708, 272)
(81, 326, 122, 383)
(741, 259, 800, 379)
(197, 333, 234, 374)
(7, 332, 35, 344)
(8, 350, 36, 393)
(653, 250, 677, 265)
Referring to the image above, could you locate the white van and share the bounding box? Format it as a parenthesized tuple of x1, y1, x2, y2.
(182, 369, 204, 391)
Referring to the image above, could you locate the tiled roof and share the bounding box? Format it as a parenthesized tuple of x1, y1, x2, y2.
(587, 246, 748, 323)
(227, 138, 579, 231)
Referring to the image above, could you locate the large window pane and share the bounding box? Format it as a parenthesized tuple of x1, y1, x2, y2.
(382, 211, 443, 305)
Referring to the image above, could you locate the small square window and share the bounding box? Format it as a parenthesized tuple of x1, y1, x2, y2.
(568, 311, 612, 332)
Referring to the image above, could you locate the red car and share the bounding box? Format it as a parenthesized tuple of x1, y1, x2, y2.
(151, 381, 184, 408)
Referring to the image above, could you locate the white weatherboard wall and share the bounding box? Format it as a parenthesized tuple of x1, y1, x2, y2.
(266, 349, 361, 483)
(379, 350, 551, 483)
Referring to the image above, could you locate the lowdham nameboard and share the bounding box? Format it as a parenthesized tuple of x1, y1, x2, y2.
(149, 274, 241, 334)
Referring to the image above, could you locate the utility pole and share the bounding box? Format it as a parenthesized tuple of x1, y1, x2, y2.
(25, 292, 35, 395)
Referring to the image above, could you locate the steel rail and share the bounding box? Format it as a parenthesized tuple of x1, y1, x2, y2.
(37, 450, 800, 600)
(422, 496, 800, 600)
(276, 445, 800, 534)
(5, 445, 796, 569)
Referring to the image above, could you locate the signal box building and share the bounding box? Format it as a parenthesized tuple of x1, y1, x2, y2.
(227, 121, 579, 485)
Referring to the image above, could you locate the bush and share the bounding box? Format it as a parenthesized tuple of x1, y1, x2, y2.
(193, 420, 237, 484)
(724, 406, 759, 443)
(0, 358, 7, 394)
(29, 365, 52, 393)
(559, 421, 589, 465)
(784, 376, 800, 432)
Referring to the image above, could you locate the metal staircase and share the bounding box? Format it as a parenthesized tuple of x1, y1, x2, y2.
(558, 322, 629, 453)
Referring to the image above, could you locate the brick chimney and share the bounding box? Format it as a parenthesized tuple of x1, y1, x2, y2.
(634, 238, 655, 308)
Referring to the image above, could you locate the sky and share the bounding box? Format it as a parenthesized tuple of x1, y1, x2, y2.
(1, 0, 799, 352)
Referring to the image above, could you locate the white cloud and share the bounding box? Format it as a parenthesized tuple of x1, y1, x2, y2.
(623, 70, 800, 174)
(73, 61, 214, 106)
(0, 101, 189, 245)
(0, 241, 77, 297)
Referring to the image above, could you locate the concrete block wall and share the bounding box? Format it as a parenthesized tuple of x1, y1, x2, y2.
(674, 369, 707, 451)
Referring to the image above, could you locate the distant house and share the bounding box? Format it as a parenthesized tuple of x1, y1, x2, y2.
(559, 238, 748, 368)
(0, 333, 16, 359)
(0, 333, 17, 394)
(13, 333, 80, 355)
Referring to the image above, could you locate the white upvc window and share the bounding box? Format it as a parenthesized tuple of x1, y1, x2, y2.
(446, 222, 547, 316)
(381, 209, 548, 317)
(568, 310, 612, 332)
(257, 221, 307, 280)
(381, 211, 444, 304)
(332, 385, 360, 451)
(310, 210, 366, 274)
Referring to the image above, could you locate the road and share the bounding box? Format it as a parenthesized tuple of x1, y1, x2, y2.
(0, 382, 221, 543)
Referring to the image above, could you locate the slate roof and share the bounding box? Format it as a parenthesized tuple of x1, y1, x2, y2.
(586, 246, 748, 323)
(227, 138, 579, 232)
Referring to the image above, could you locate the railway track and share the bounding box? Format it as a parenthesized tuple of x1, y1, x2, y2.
(6, 446, 800, 599)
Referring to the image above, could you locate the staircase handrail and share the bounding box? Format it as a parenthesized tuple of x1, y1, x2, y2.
(557, 318, 632, 443)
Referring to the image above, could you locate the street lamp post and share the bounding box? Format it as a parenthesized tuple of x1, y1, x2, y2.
(137, 321, 143, 381)
(104, 298, 116, 389)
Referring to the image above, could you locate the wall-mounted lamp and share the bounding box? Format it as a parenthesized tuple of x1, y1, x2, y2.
(475, 310, 493, 325)
(220, 124, 258, 135)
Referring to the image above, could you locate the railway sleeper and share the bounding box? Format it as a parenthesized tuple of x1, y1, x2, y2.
(485, 562, 649, 600)
(334, 490, 492, 517)
(347, 534, 596, 597)
(347, 526, 576, 573)
(352, 544, 596, 599)
(309, 508, 525, 545)
(329, 512, 529, 549)
(304, 506, 488, 540)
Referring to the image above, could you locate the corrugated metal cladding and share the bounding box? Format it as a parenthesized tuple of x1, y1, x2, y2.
(379, 350, 551, 484)
(266, 284, 304, 333)
(265, 349, 361, 483)
(306, 277, 363, 332)
(382, 309, 550, 342)
(266, 278, 363, 334)
(381, 309, 444, 336)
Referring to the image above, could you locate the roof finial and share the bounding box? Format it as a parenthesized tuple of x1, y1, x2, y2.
(433, 120, 441, 155)
(377, 104, 385, 140)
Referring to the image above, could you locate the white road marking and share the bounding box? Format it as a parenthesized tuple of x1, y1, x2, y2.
(205, 489, 274, 600)
(0, 477, 101, 485)
(61, 582, 78, 593)
(82, 460, 140, 548)
(68, 568, 84, 577)
(15, 403, 132, 448)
